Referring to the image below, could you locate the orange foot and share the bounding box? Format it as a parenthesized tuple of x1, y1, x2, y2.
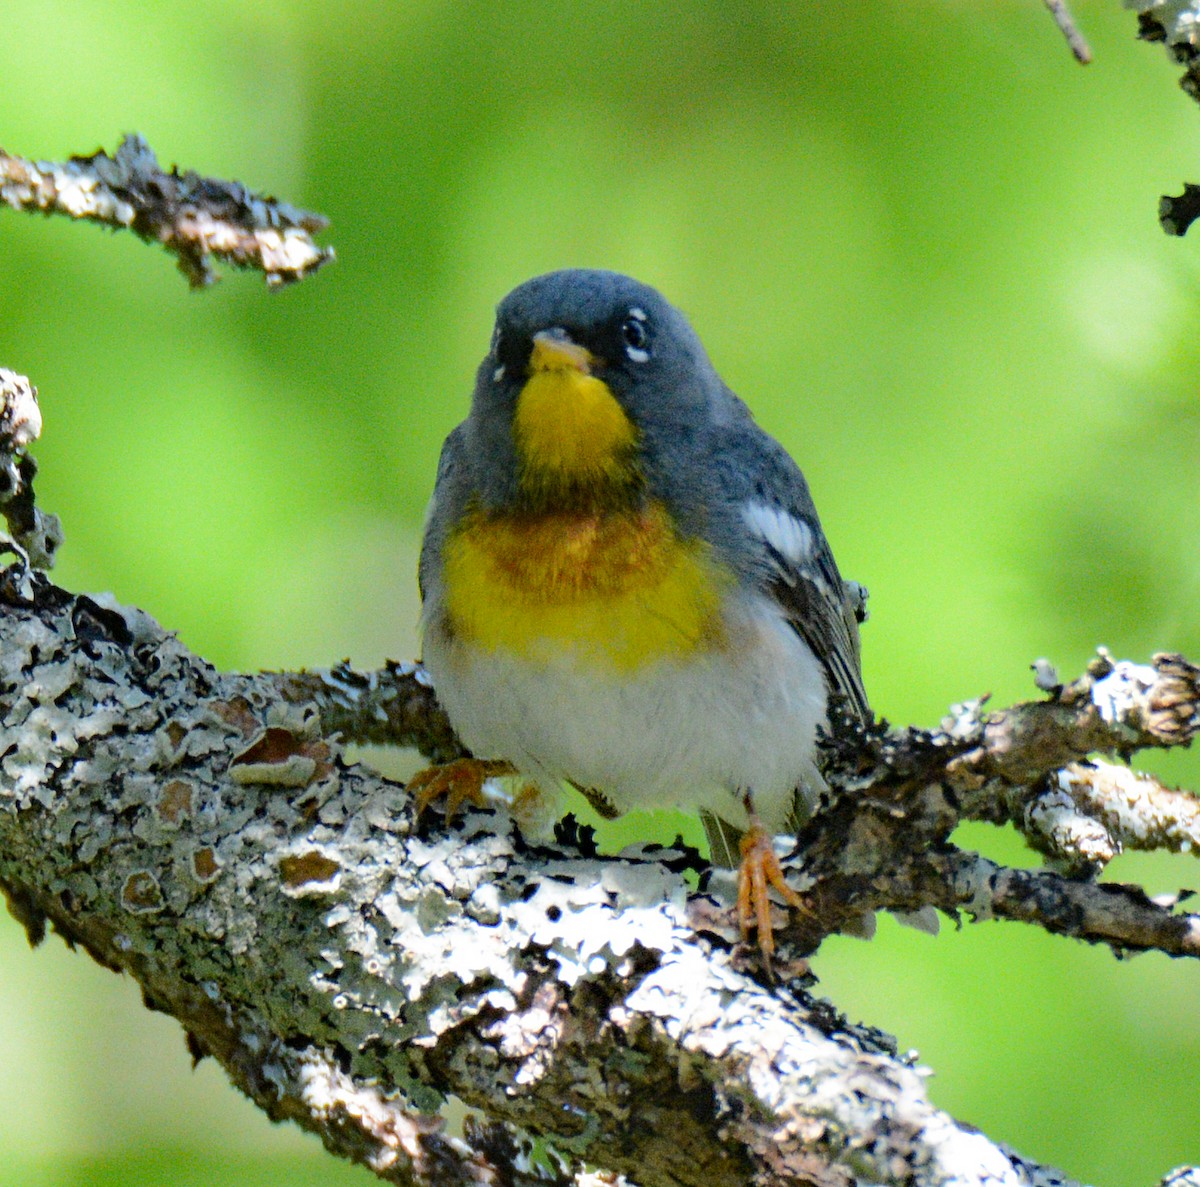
(736, 821, 808, 968)
(407, 758, 516, 824)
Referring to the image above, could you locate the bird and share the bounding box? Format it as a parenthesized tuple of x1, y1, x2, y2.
(410, 268, 869, 961)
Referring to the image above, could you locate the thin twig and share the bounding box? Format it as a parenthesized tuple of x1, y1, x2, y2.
(1044, 0, 1092, 64)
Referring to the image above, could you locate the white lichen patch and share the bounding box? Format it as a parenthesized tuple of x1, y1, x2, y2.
(21, 659, 79, 705)
(1092, 661, 1158, 725)
(1027, 784, 1117, 867)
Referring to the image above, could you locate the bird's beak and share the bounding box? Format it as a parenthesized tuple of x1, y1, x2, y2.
(528, 328, 594, 375)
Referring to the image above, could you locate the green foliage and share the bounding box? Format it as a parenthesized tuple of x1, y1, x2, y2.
(0, 2, 1197, 1183)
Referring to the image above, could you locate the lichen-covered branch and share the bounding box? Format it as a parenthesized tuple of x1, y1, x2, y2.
(0, 574, 1142, 1187)
(292, 638, 1200, 961)
(927, 850, 1200, 955)
(0, 369, 62, 579)
(2, 351, 1197, 1186)
(279, 654, 1200, 965)
(265, 646, 1200, 964)
(0, 134, 333, 287)
(1131, 0, 1200, 101)
(1043, 760, 1200, 861)
(278, 661, 465, 765)
(1126, 0, 1200, 233)
(767, 653, 1200, 954)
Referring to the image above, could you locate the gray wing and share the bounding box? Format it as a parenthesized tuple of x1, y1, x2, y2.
(698, 413, 870, 868)
(418, 422, 470, 606)
(755, 507, 870, 724)
(707, 412, 870, 725)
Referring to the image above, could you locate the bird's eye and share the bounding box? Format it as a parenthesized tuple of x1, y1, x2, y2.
(621, 314, 649, 361)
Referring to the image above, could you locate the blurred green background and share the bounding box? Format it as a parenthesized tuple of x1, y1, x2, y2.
(1, 1, 1197, 1184)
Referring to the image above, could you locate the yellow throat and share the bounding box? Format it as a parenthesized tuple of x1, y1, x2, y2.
(512, 330, 638, 499)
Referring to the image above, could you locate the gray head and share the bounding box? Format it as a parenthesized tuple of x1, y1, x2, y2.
(463, 269, 733, 510)
(495, 268, 702, 368)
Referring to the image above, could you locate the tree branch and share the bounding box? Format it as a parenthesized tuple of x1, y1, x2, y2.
(2, 570, 1199, 1186)
(278, 662, 465, 764)
(0, 369, 61, 576)
(0, 574, 1115, 1186)
(0, 134, 333, 287)
(1126, 0, 1200, 233)
(768, 654, 1200, 955)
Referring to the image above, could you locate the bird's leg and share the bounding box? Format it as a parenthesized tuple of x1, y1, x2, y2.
(735, 791, 807, 967)
(407, 758, 516, 823)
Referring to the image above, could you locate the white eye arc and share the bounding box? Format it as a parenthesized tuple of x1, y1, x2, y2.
(622, 308, 649, 363)
(490, 325, 506, 382)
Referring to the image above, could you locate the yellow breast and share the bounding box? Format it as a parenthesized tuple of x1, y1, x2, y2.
(442, 504, 731, 671)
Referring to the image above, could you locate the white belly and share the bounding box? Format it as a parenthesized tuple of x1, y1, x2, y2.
(421, 593, 828, 834)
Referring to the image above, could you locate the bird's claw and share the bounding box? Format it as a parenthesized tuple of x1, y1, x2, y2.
(407, 758, 516, 823)
(736, 822, 809, 971)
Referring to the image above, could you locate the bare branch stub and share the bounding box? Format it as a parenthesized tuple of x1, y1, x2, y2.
(1043, 0, 1092, 65)
(0, 134, 334, 288)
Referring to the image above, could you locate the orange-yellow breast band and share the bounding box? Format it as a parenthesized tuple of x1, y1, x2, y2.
(442, 504, 732, 671)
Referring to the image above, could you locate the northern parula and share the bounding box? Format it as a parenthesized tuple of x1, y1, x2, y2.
(412, 269, 869, 957)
